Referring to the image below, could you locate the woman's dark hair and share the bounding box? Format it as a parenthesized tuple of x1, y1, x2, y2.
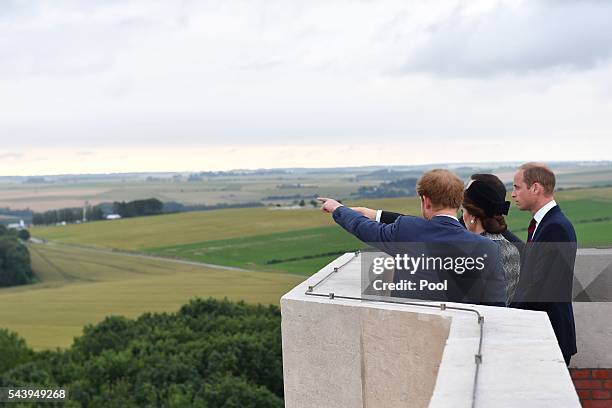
(463, 178, 509, 234)
(471, 173, 508, 197)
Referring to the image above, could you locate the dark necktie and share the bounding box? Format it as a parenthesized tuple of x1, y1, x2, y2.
(527, 218, 537, 242)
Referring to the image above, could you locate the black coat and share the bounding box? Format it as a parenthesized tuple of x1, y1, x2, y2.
(511, 205, 577, 365)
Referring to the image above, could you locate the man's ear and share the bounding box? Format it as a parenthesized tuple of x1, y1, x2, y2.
(531, 182, 542, 195)
(422, 195, 431, 210)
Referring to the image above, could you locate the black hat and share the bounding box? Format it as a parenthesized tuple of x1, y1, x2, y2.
(465, 180, 510, 217)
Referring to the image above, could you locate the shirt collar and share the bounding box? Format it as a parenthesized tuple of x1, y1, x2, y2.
(533, 199, 557, 224)
(433, 214, 459, 222)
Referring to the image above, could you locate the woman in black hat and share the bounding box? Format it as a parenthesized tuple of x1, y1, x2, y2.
(462, 179, 521, 305)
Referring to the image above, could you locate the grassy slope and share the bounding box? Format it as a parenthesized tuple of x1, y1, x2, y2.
(0, 244, 302, 349)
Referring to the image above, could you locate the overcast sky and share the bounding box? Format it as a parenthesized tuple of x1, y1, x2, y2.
(1, 0, 611, 175)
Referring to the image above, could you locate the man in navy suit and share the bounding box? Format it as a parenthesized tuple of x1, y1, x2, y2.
(319, 169, 506, 305)
(510, 162, 577, 366)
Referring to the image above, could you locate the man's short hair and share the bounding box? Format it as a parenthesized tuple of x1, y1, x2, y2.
(519, 162, 556, 195)
(416, 169, 464, 209)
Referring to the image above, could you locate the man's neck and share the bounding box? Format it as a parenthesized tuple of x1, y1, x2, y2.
(430, 208, 458, 219)
(531, 197, 555, 216)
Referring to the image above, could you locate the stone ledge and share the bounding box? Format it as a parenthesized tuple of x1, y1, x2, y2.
(281, 253, 580, 408)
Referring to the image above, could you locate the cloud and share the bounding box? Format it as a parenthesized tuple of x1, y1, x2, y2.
(0, 2, 157, 78)
(0, 0, 610, 169)
(399, 0, 612, 77)
(0, 152, 24, 160)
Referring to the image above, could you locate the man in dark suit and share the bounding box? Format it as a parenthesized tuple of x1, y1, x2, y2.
(319, 169, 506, 305)
(351, 173, 524, 253)
(510, 162, 577, 366)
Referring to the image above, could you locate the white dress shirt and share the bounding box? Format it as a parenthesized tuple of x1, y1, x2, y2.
(532, 199, 557, 236)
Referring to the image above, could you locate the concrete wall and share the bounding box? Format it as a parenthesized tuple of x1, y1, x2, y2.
(281, 253, 580, 408)
(282, 299, 450, 408)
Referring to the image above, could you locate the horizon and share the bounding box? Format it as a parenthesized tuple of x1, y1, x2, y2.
(1, 158, 610, 179)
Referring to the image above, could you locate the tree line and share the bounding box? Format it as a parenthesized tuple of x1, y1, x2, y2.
(0, 298, 284, 407)
(352, 177, 418, 198)
(112, 198, 164, 218)
(31, 199, 163, 225)
(32, 199, 265, 225)
(32, 206, 105, 225)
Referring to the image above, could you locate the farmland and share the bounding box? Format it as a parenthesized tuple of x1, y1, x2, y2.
(2, 162, 612, 214)
(3, 169, 612, 350)
(32, 186, 612, 252)
(0, 243, 302, 349)
(28, 186, 612, 281)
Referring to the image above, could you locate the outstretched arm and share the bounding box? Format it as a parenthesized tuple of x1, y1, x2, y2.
(318, 198, 397, 253)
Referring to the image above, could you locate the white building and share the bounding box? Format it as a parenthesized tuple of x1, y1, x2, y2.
(7, 219, 26, 230)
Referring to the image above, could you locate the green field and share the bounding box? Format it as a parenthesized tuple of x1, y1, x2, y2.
(31, 207, 337, 250)
(145, 226, 365, 274)
(28, 187, 612, 280)
(140, 195, 612, 274)
(0, 244, 302, 349)
(32, 187, 612, 254)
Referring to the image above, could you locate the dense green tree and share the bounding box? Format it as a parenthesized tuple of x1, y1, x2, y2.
(0, 329, 34, 375)
(89, 206, 105, 221)
(113, 198, 163, 218)
(17, 229, 31, 241)
(32, 213, 45, 225)
(33, 205, 107, 225)
(0, 234, 34, 287)
(0, 298, 285, 407)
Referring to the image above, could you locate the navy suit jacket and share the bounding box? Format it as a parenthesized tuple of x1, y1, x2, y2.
(332, 206, 506, 304)
(511, 205, 577, 363)
(379, 210, 525, 254)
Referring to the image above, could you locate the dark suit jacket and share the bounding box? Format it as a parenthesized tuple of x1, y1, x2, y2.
(511, 205, 577, 363)
(380, 210, 525, 253)
(332, 206, 506, 304)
